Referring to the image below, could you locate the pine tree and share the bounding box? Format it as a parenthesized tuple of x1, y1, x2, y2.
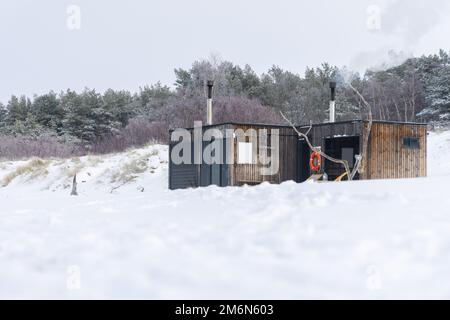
(137, 84, 173, 120)
(61, 89, 122, 143)
(102, 89, 135, 127)
(3, 113, 48, 137)
(32, 92, 63, 132)
(60, 90, 95, 143)
(420, 65, 450, 122)
(82, 89, 116, 138)
(0, 103, 7, 128)
(6, 95, 31, 125)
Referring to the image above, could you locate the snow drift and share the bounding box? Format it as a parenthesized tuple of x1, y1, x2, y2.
(1, 131, 450, 299)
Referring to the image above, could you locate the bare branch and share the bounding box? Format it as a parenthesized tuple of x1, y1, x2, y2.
(110, 176, 136, 194)
(348, 83, 373, 180)
(280, 111, 352, 181)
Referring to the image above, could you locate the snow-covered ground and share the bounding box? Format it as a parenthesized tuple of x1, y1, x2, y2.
(1, 131, 450, 299)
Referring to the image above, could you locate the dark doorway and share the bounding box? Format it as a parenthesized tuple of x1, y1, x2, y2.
(324, 136, 360, 181)
(297, 139, 311, 183)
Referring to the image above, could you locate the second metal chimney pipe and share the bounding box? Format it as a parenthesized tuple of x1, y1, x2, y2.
(206, 80, 214, 125)
(329, 81, 336, 123)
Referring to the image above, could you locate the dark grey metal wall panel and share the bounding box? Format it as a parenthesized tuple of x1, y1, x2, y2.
(211, 164, 221, 186)
(200, 140, 211, 186)
(221, 164, 229, 187)
(311, 122, 363, 149)
(200, 164, 211, 186)
(201, 132, 229, 187)
(169, 141, 199, 190)
(170, 164, 199, 189)
(221, 137, 230, 187)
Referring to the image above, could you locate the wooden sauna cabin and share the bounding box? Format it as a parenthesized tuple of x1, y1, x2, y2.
(168, 120, 427, 190)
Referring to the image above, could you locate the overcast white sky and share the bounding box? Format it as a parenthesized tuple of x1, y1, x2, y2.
(0, 0, 449, 102)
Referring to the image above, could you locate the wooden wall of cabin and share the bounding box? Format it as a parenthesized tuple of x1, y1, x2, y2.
(230, 125, 298, 186)
(361, 123, 427, 180)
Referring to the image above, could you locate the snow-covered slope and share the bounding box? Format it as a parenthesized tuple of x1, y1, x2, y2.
(428, 130, 450, 177)
(0, 144, 169, 194)
(0, 132, 450, 299)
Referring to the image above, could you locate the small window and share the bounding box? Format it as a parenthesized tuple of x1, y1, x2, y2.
(403, 137, 420, 149)
(342, 148, 354, 167)
(238, 142, 253, 164)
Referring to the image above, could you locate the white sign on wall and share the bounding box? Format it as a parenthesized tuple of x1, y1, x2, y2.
(238, 142, 253, 164)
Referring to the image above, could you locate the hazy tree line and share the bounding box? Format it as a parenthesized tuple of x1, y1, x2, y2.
(0, 50, 449, 159)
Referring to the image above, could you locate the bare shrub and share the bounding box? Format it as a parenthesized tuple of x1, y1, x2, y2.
(158, 95, 281, 129)
(0, 135, 82, 160)
(90, 119, 167, 154)
(213, 96, 282, 124)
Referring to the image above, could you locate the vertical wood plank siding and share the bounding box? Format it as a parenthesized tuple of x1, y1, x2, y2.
(364, 122, 427, 179)
(230, 124, 298, 186)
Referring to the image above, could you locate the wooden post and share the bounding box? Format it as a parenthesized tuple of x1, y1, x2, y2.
(71, 174, 78, 196)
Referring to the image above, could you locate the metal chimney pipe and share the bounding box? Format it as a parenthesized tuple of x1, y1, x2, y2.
(206, 80, 214, 125)
(329, 81, 336, 123)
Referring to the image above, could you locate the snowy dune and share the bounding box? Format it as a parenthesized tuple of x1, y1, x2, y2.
(1, 132, 450, 299)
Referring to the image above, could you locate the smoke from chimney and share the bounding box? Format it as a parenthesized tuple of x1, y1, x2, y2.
(206, 80, 214, 125)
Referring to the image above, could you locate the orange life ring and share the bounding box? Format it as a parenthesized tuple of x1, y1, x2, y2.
(309, 152, 322, 171)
